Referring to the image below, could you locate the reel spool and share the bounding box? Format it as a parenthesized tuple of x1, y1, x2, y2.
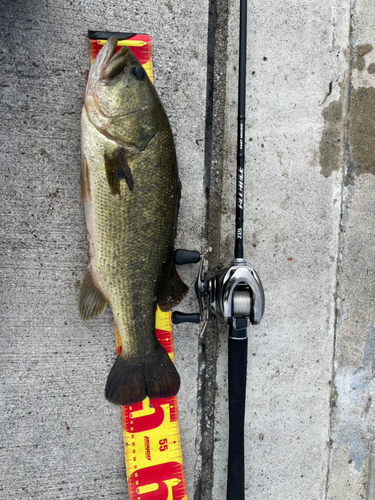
(172, 250, 265, 336)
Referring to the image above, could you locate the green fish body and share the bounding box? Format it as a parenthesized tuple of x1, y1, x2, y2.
(80, 37, 187, 405)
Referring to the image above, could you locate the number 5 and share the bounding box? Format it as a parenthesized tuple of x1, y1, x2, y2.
(159, 438, 168, 451)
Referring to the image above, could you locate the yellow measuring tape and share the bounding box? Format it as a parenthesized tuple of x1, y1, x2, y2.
(88, 34, 188, 499)
(114, 309, 187, 499)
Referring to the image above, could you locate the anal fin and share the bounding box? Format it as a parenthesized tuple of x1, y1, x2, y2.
(157, 263, 188, 311)
(79, 267, 107, 320)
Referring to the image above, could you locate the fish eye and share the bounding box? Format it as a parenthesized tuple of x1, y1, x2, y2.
(131, 66, 145, 80)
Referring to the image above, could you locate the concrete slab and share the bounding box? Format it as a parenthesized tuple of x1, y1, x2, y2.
(0, 1, 208, 498)
(213, 0, 352, 498)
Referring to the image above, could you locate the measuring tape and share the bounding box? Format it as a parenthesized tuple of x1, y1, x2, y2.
(114, 309, 187, 500)
(88, 33, 153, 84)
(88, 33, 188, 500)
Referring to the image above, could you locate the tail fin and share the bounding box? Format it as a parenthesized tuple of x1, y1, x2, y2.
(105, 344, 180, 406)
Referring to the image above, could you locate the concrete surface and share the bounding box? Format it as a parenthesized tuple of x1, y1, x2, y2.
(1, 0, 375, 499)
(213, 0, 375, 498)
(213, 0, 349, 497)
(0, 1, 207, 499)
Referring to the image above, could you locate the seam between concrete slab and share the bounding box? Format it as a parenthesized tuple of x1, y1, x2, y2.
(196, 0, 229, 498)
(194, 0, 218, 494)
(324, 2, 356, 497)
(203, 0, 218, 239)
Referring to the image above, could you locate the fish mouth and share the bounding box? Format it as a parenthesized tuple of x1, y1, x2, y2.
(84, 38, 145, 140)
(85, 37, 133, 117)
(98, 37, 131, 80)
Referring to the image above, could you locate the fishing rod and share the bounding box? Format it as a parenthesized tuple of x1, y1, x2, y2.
(172, 0, 264, 498)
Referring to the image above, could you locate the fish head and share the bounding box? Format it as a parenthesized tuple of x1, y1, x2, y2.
(85, 37, 162, 151)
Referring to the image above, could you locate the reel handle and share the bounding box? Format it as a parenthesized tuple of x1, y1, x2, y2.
(172, 312, 200, 324)
(174, 249, 201, 265)
(173, 249, 206, 324)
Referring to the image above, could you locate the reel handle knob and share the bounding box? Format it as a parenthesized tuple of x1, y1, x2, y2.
(172, 311, 200, 324)
(174, 249, 201, 265)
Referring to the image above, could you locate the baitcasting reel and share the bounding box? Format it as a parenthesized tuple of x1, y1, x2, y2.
(172, 249, 265, 336)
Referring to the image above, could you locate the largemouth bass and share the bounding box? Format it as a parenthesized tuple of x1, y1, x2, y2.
(80, 37, 187, 406)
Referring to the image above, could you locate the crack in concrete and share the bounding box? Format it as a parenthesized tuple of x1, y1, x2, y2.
(324, 1, 358, 497)
(195, 0, 229, 499)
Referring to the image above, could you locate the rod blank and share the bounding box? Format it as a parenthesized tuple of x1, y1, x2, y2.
(234, 0, 247, 260)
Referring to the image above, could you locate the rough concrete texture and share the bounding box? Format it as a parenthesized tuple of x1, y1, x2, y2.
(197, 1, 230, 498)
(212, 0, 375, 498)
(2, 0, 375, 499)
(213, 0, 355, 498)
(0, 1, 207, 498)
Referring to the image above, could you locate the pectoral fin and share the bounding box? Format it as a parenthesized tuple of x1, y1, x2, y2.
(79, 267, 107, 320)
(104, 147, 134, 196)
